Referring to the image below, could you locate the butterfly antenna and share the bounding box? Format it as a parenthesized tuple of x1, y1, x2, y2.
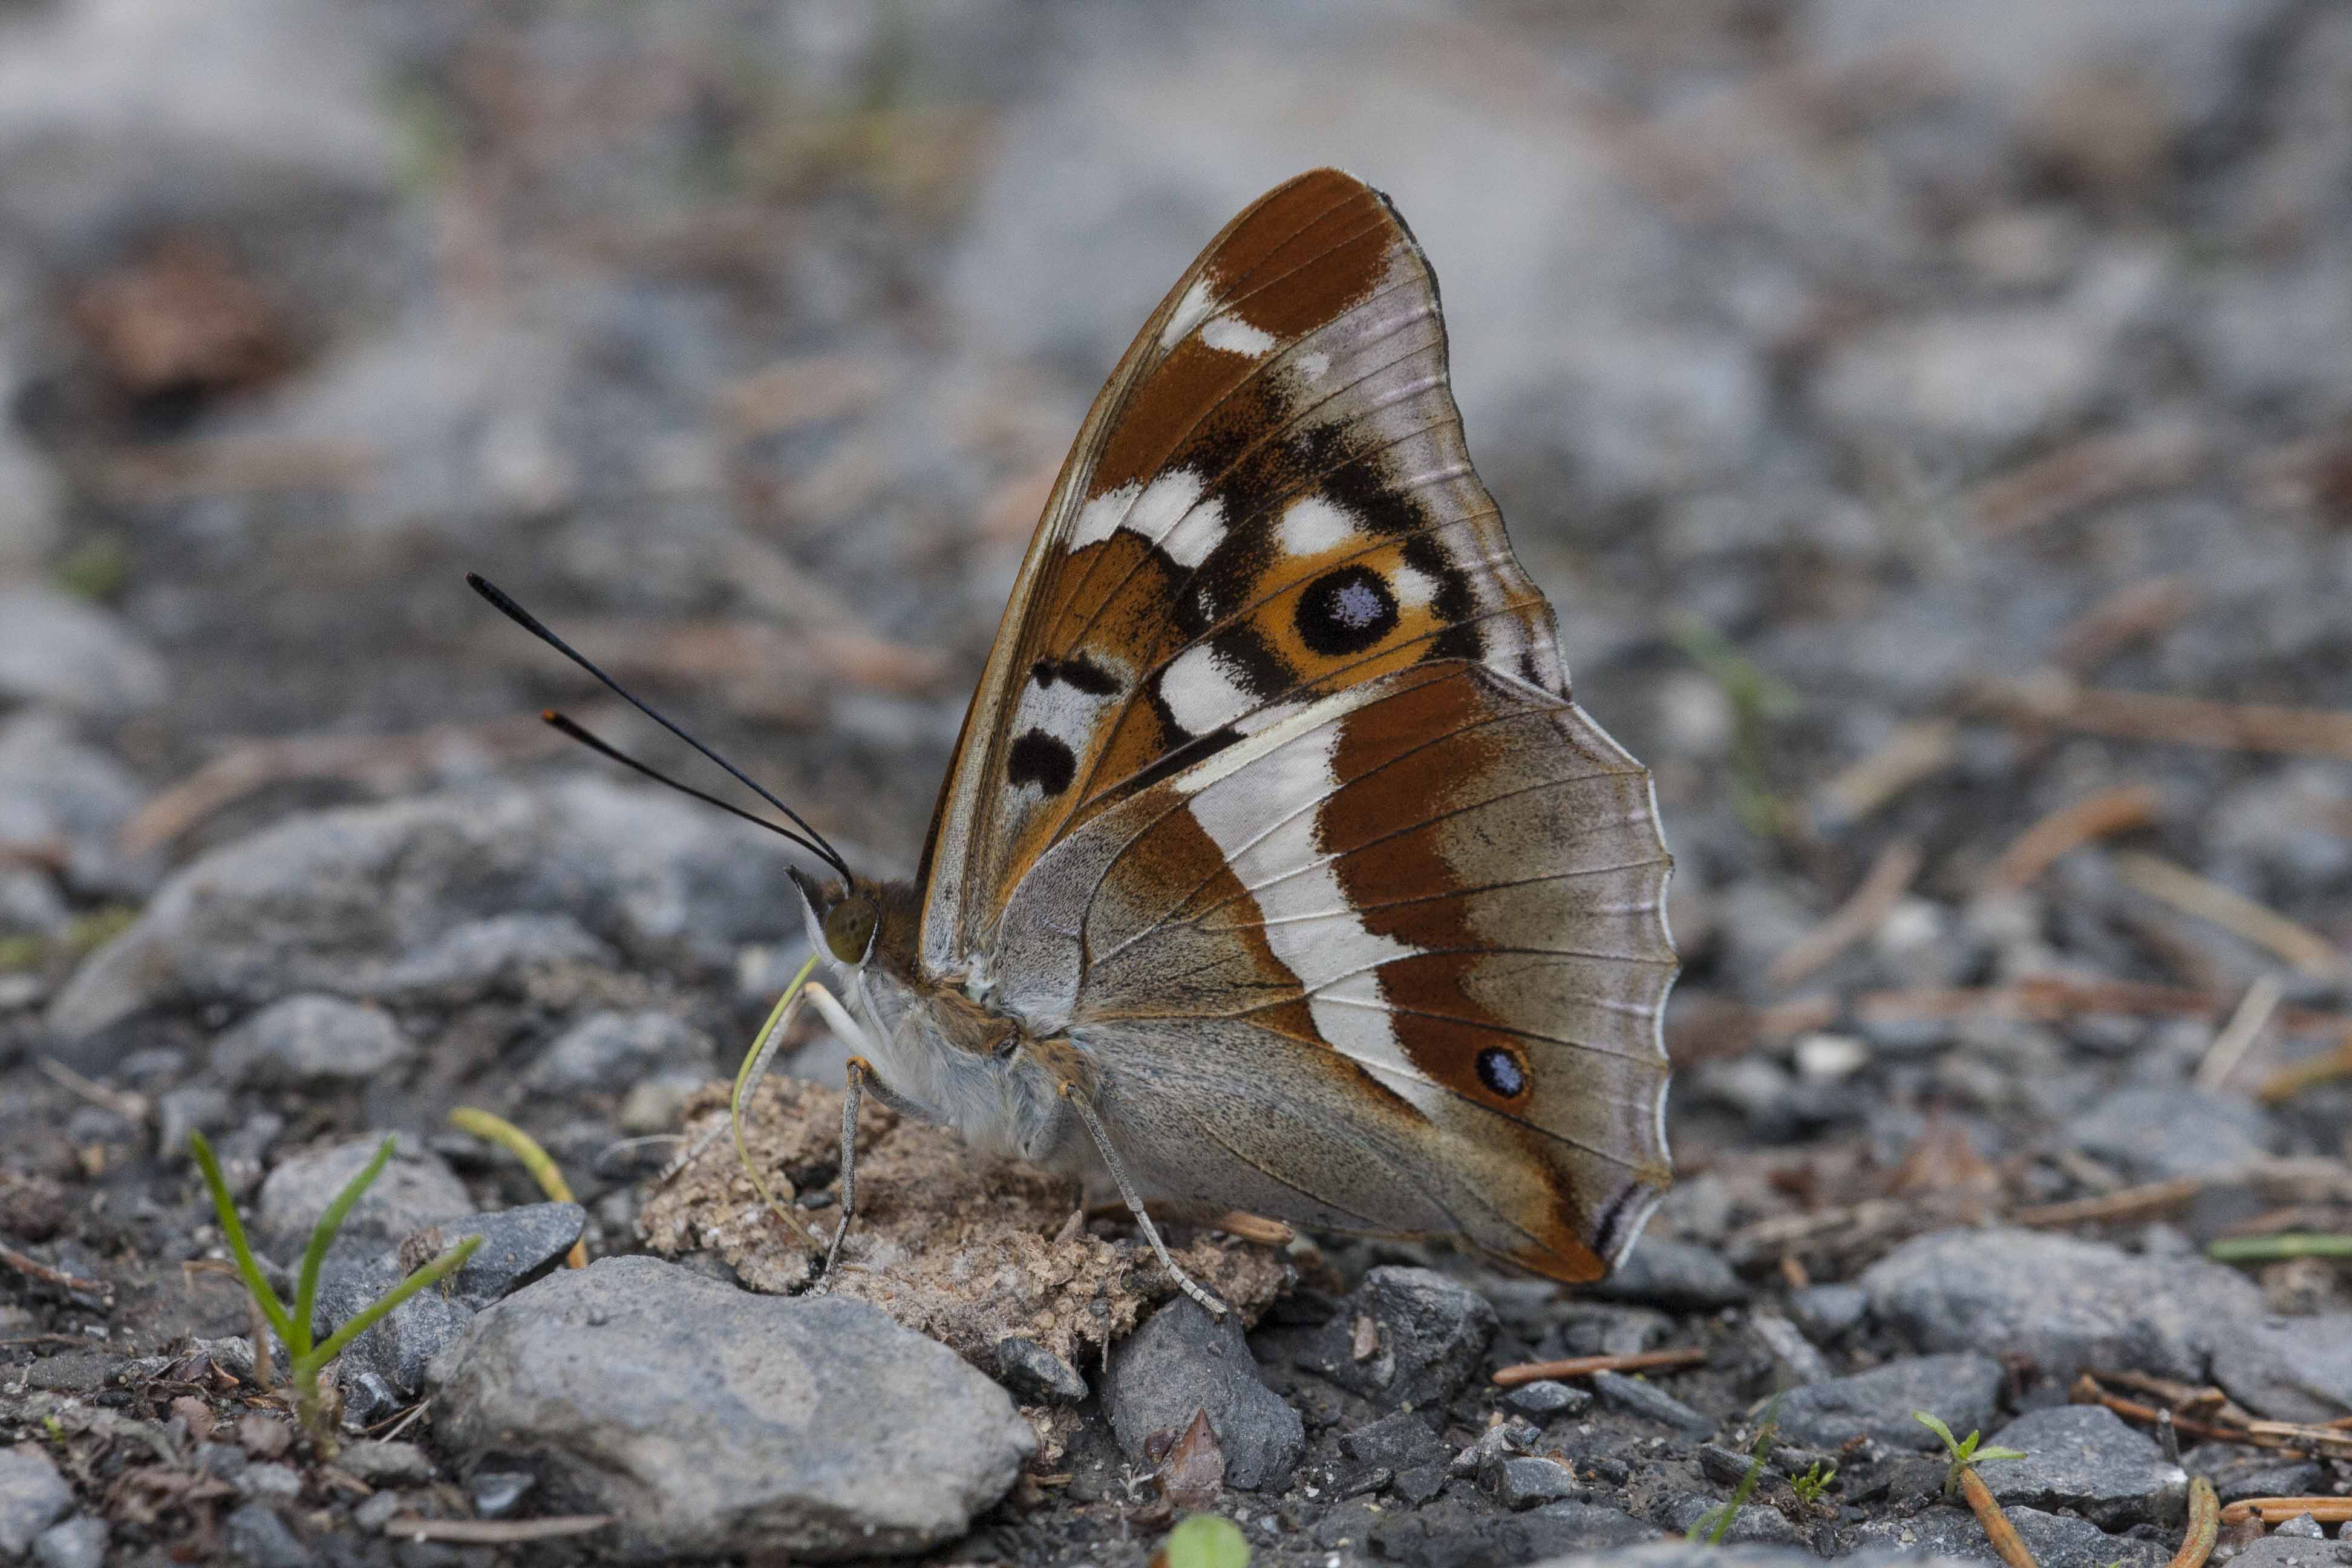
(538, 710, 842, 869)
(467, 573, 854, 880)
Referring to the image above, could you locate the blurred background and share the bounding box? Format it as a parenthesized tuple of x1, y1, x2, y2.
(2, 0, 2349, 1159)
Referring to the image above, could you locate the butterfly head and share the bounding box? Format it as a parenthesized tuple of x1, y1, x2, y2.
(789, 866, 881, 970)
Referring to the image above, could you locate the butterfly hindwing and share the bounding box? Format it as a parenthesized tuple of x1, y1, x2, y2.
(920, 169, 1570, 976)
(989, 661, 1675, 1280)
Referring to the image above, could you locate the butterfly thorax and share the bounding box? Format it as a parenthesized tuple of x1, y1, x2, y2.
(835, 878, 1086, 1169)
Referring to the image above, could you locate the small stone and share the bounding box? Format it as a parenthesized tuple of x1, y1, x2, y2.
(1491, 1455, 1580, 1509)
(154, 1085, 234, 1160)
(1845, 1504, 2168, 1568)
(1981, 1403, 2189, 1529)
(1789, 1286, 1866, 1348)
(1592, 1371, 1716, 1437)
(1449, 1419, 1540, 1479)
(234, 1413, 291, 1460)
(526, 1010, 711, 1094)
(1863, 1228, 2263, 1383)
(1660, 1496, 1805, 1546)
(2229, 1539, 2351, 1568)
(351, 1491, 408, 1532)
(1749, 1312, 1835, 1385)
(995, 1336, 1088, 1405)
(429, 1256, 1033, 1560)
(257, 1134, 473, 1244)
(1309, 1266, 1498, 1408)
(2065, 1086, 2279, 1182)
(1590, 1240, 1749, 1312)
(1391, 1462, 1448, 1506)
(311, 1202, 586, 1404)
(235, 1462, 301, 1501)
(2275, 1514, 2327, 1540)
(30, 1514, 106, 1568)
(1504, 1380, 1596, 1421)
(0, 586, 168, 716)
(212, 995, 416, 1088)
(472, 1470, 535, 1517)
(1520, 1500, 1663, 1553)
(332, 1441, 435, 1487)
(2210, 1314, 2352, 1425)
(1340, 1411, 1450, 1473)
(221, 1504, 308, 1568)
(2183, 1442, 2324, 1503)
(617, 1072, 707, 1137)
(1104, 1299, 1301, 1491)
(1777, 1353, 2004, 1451)
(0, 1446, 72, 1558)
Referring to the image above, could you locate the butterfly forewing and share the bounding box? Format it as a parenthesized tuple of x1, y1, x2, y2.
(920, 169, 1570, 976)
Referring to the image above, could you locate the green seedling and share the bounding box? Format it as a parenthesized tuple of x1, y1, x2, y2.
(1913, 1410, 2027, 1499)
(1690, 1391, 1785, 1544)
(1155, 1514, 1249, 1568)
(189, 1131, 481, 1456)
(1789, 1460, 1837, 1505)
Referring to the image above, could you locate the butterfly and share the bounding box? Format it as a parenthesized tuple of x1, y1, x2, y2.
(475, 168, 1676, 1309)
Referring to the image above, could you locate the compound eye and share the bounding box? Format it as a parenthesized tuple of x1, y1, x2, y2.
(824, 898, 878, 963)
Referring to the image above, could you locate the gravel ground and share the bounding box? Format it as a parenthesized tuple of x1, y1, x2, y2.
(2, 2, 2350, 1565)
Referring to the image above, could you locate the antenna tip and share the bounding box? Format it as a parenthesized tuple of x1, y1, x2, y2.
(540, 708, 560, 723)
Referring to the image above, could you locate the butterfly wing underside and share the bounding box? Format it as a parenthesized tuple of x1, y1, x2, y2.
(924, 168, 1676, 1279)
(920, 168, 1572, 976)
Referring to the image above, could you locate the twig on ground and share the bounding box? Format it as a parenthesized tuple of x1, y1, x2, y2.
(1491, 1348, 1708, 1388)
(1852, 977, 2349, 1039)
(1974, 674, 2352, 765)
(383, 1517, 617, 1544)
(2054, 576, 2197, 674)
(2166, 1476, 2219, 1568)
(36, 1056, 149, 1127)
(0, 1243, 105, 1296)
(2076, 1373, 2352, 1459)
(2216, 1498, 2352, 1526)
(1959, 1469, 2038, 1568)
(446, 1109, 589, 1268)
(2115, 855, 2344, 981)
(2207, 1233, 2352, 1263)
(1766, 838, 1923, 990)
(2196, 976, 2285, 1093)
(2256, 1033, 2352, 1103)
(1965, 419, 2206, 538)
(119, 715, 565, 856)
(1984, 785, 2160, 892)
(1811, 720, 1958, 828)
(2011, 1176, 2206, 1227)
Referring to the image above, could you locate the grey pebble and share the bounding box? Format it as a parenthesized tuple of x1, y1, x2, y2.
(525, 1008, 710, 1094)
(1491, 1455, 1580, 1509)
(1749, 1310, 1835, 1385)
(1593, 1370, 1716, 1437)
(430, 1255, 1033, 1561)
(1844, 1503, 2168, 1568)
(351, 1490, 408, 1532)
(2210, 1313, 2352, 1425)
(1589, 1238, 1750, 1312)
(1504, 1379, 1596, 1420)
(1105, 1298, 1301, 1491)
(1777, 1353, 2004, 1451)
(333, 1440, 436, 1487)
(256, 1134, 474, 1244)
(212, 994, 415, 1088)
(2275, 1514, 2328, 1540)
(1311, 1266, 1498, 1409)
(2227, 1540, 2352, 1568)
(1659, 1496, 1805, 1546)
(1863, 1227, 2262, 1383)
(1981, 1403, 2187, 1529)
(995, 1335, 1088, 1405)
(221, 1504, 309, 1568)
(1788, 1283, 1869, 1342)
(29, 1514, 105, 1568)
(1341, 1411, 1450, 1473)
(2064, 1086, 2279, 1182)
(0, 1446, 71, 1557)
(234, 1462, 302, 1501)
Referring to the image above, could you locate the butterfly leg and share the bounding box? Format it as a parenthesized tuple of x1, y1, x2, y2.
(1059, 1084, 1227, 1318)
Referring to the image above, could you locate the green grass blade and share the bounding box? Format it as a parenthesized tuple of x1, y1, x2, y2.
(2208, 1232, 2352, 1263)
(305, 1233, 483, 1370)
(731, 952, 826, 1249)
(1693, 1391, 1783, 1543)
(293, 1134, 396, 1359)
(188, 1131, 296, 1350)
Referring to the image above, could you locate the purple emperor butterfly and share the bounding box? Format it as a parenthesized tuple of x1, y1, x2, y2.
(477, 169, 1676, 1308)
